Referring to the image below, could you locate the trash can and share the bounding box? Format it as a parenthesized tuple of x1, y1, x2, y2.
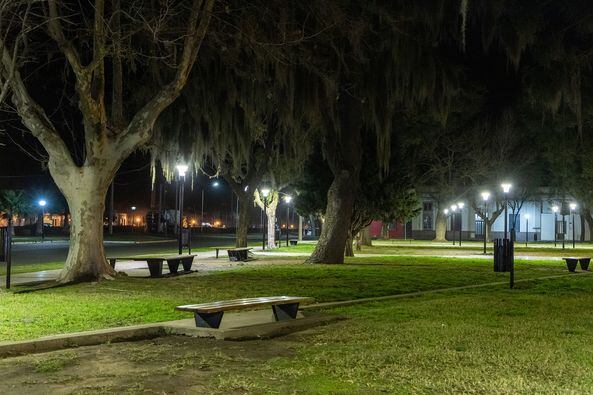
(494, 238, 513, 272)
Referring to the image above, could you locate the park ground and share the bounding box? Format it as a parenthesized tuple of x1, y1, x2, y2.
(1, 238, 593, 393)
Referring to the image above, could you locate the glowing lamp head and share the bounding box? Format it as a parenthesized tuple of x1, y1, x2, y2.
(131, 206, 136, 211)
(552, 205, 559, 213)
(212, 181, 220, 187)
(443, 208, 449, 215)
(450, 204, 458, 212)
(457, 202, 465, 209)
(501, 183, 512, 194)
(38, 200, 47, 207)
(261, 188, 271, 198)
(525, 214, 530, 220)
(481, 191, 490, 201)
(570, 203, 577, 211)
(284, 195, 293, 203)
(176, 164, 188, 177)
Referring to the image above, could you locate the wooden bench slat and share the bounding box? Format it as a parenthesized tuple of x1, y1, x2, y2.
(176, 296, 313, 313)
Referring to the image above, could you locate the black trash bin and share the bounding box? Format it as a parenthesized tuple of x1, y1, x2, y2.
(494, 238, 513, 272)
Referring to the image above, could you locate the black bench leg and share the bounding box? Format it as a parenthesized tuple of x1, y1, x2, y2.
(147, 260, 164, 277)
(181, 257, 194, 272)
(194, 312, 224, 328)
(216, 249, 219, 259)
(272, 303, 300, 321)
(166, 259, 180, 274)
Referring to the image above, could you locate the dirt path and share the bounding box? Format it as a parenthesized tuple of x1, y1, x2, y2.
(0, 332, 318, 394)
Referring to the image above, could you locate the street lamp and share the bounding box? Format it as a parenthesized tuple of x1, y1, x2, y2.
(38, 199, 47, 242)
(450, 204, 457, 245)
(131, 206, 136, 227)
(524, 213, 530, 247)
(501, 183, 512, 239)
(201, 180, 220, 232)
(176, 164, 188, 254)
(284, 195, 292, 247)
(481, 192, 490, 254)
(261, 188, 271, 250)
(570, 202, 577, 249)
(552, 205, 559, 247)
(457, 202, 465, 246)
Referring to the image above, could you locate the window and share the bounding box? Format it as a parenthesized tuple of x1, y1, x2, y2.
(423, 202, 433, 212)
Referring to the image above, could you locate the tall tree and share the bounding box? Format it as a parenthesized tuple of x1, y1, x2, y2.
(0, 1, 214, 282)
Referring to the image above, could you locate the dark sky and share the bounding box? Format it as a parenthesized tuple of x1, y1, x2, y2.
(0, 144, 241, 222)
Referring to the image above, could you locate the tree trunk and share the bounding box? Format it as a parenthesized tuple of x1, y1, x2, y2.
(307, 93, 362, 264)
(434, 210, 447, 242)
(486, 220, 494, 242)
(266, 206, 277, 249)
(345, 233, 354, 257)
(307, 170, 358, 263)
(55, 167, 117, 283)
(361, 225, 372, 246)
(235, 193, 251, 248)
(381, 222, 390, 239)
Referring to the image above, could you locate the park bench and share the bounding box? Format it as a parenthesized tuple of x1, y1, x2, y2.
(290, 239, 298, 246)
(176, 295, 315, 328)
(227, 247, 255, 262)
(108, 254, 196, 277)
(562, 257, 591, 272)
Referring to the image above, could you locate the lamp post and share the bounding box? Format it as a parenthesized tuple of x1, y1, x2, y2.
(131, 206, 136, 227)
(457, 201, 465, 247)
(570, 202, 577, 249)
(552, 205, 559, 247)
(38, 199, 47, 242)
(261, 188, 270, 250)
(501, 183, 512, 239)
(481, 191, 490, 254)
(176, 164, 188, 254)
(284, 195, 292, 247)
(525, 213, 530, 247)
(450, 204, 458, 245)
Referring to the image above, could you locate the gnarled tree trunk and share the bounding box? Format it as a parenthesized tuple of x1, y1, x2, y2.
(57, 167, 115, 282)
(235, 193, 251, 248)
(307, 93, 362, 264)
(345, 233, 354, 257)
(434, 210, 447, 242)
(361, 225, 372, 246)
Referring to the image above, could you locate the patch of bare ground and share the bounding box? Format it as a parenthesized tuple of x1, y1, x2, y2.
(0, 331, 315, 394)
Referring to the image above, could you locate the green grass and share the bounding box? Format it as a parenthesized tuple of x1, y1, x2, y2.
(0, 256, 569, 342)
(275, 239, 593, 257)
(215, 275, 593, 393)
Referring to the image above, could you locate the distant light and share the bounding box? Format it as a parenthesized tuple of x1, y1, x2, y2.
(290, 224, 294, 229)
(261, 188, 271, 198)
(450, 204, 457, 212)
(501, 183, 512, 193)
(481, 191, 490, 201)
(570, 203, 577, 211)
(284, 195, 292, 203)
(135, 217, 141, 223)
(443, 208, 449, 215)
(176, 164, 188, 177)
(552, 205, 559, 213)
(525, 214, 530, 220)
(244, 186, 249, 192)
(457, 202, 465, 209)
(38, 200, 47, 207)
(131, 206, 137, 211)
(212, 181, 220, 187)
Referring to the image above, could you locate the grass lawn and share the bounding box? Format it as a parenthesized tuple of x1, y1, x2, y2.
(0, 256, 571, 342)
(0, 260, 592, 393)
(275, 239, 593, 258)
